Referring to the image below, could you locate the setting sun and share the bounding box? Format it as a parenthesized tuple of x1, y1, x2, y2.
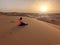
(40, 6, 47, 12)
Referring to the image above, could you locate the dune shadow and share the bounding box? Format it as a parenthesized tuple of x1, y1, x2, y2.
(37, 18, 60, 26)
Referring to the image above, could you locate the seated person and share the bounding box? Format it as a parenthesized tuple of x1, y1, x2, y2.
(17, 17, 28, 26)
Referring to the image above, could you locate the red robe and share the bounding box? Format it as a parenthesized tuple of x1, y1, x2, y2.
(17, 20, 22, 25)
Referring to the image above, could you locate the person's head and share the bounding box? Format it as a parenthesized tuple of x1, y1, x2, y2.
(20, 17, 22, 20)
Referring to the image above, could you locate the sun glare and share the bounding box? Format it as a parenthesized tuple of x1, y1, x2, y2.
(40, 6, 47, 12)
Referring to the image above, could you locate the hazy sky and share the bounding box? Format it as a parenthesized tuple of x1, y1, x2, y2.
(0, 0, 60, 13)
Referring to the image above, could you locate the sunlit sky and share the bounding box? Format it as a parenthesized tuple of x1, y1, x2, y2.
(0, 0, 60, 13)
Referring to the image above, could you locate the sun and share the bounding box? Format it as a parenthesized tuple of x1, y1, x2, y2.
(40, 6, 47, 12)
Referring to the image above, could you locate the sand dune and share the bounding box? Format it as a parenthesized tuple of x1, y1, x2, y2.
(0, 16, 60, 45)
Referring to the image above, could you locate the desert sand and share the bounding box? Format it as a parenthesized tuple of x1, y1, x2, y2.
(0, 15, 60, 45)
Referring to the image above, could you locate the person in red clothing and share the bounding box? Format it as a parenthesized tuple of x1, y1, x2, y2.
(17, 17, 28, 26)
(17, 17, 22, 26)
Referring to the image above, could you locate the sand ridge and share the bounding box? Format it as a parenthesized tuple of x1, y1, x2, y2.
(0, 16, 60, 45)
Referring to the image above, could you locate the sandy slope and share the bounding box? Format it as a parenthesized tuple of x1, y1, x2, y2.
(0, 16, 60, 45)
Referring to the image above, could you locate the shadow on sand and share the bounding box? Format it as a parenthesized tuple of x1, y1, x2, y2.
(37, 18, 60, 26)
(9, 25, 28, 33)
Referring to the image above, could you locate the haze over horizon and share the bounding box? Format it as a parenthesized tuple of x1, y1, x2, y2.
(0, 0, 60, 13)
